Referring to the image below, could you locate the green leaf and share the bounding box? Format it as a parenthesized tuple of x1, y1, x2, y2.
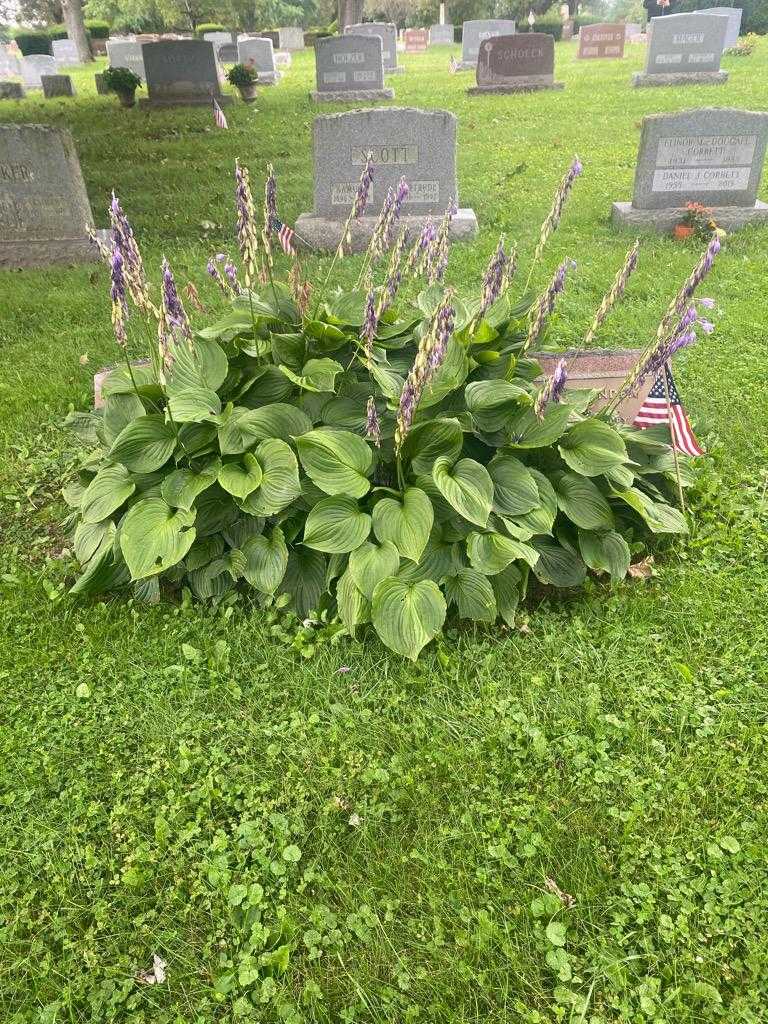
(168, 387, 221, 424)
(70, 542, 130, 596)
(507, 403, 572, 448)
(558, 419, 628, 477)
(432, 457, 493, 528)
(443, 568, 497, 623)
(280, 357, 344, 393)
(103, 392, 145, 445)
(504, 468, 558, 540)
(161, 461, 219, 511)
(296, 429, 372, 498)
(545, 921, 567, 947)
(554, 472, 615, 530)
(349, 540, 400, 600)
(278, 547, 326, 617)
(491, 563, 522, 625)
(336, 569, 370, 634)
(467, 531, 539, 575)
(80, 463, 135, 524)
(395, 526, 459, 585)
(370, 363, 404, 401)
(237, 439, 302, 516)
(177, 421, 217, 458)
(419, 337, 469, 409)
(74, 519, 116, 565)
(465, 380, 529, 432)
(304, 319, 348, 350)
(371, 577, 446, 660)
(217, 454, 264, 500)
(578, 529, 631, 581)
(120, 498, 196, 580)
(109, 415, 177, 474)
(610, 487, 688, 534)
(218, 403, 312, 454)
(401, 418, 463, 475)
(166, 339, 228, 395)
(303, 496, 371, 554)
(532, 540, 587, 588)
(371, 487, 434, 563)
(488, 453, 540, 516)
(242, 526, 288, 594)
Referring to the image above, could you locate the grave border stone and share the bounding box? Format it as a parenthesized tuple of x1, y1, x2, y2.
(310, 34, 394, 103)
(633, 12, 728, 87)
(467, 32, 564, 94)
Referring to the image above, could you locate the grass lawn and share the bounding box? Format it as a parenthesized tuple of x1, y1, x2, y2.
(1, 38, 768, 1023)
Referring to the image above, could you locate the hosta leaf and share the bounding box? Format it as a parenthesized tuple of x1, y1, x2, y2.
(70, 542, 130, 596)
(491, 563, 522, 626)
(466, 531, 539, 575)
(610, 486, 688, 533)
(488, 453, 540, 516)
(168, 387, 221, 424)
(80, 463, 136, 524)
(303, 496, 371, 554)
(443, 568, 497, 623)
(188, 559, 234, 600)
(371, 487, 434, 563)
(166, 339, 228, 394)
(103, 392, 145, 445)
(503, 468, 558, 540)
(120, 498, 196, 580)
(432, 457, 493, 528)
(349, 540, 400, 600)
(296, 429, 372, 498)
(507, 403, 572, 448)
(304, 319, 348, 351)
(578, 529, 631, 581)
(554, 472, 615, 530)
(218, 454, 264, 500)
(370, 363, 404, 401)
(178, 421, 217, 458)
(278, 547, 326, 617)
(336, 569, 370, 634)
(532, 539, 587, 588)
(280, 357, 344, 393)
(242, 526, 288, 593)
(465, 380, 529, 432)
(161, 461, 219, 511)
(396, 526, 459, 584)
(74, 519, 116, 565)
(401, 419, 463, 475)
(193, 484, 239, 537)
(239, 439, 302, 516)
(558, 419, 628, 477)
(218, 404, 312, 454)
(419, 338, 469, 409)
(109, 415, 176, 474)
(371, 577, 446, 660)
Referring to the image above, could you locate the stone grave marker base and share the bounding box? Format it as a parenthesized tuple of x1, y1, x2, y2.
(294, 209, 478, 253)
(310, 87, 394, 103)
(139, 93, 233, 107)
(632, 70, 727, 87)
(385, 65, 405, 74)
(468, 80, 564, 95)
(1, 229, 110, 271)
(454, 61, 477, 71)
(533, 348, 651, 423)
(612, 200, 768, 232)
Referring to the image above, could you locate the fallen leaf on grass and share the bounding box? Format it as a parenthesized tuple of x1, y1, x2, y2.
(545, 877, 576, 909)
(79, 353, 89, 365)
(628, 556, 654, 580)
(135, 954, 167, 986)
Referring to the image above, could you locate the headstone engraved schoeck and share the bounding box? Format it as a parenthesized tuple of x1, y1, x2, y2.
(139, 40, 232, 107)
(429, 24, 455, 45)
(295, 107, 478, 251)
(612, 107, 768, 232)
(577, 23, 626, 59)
(237, 37, 281, 84)
(42, 74, 75, 97)
(404, 28, 429, 52)
(633, 13, 728, 86)
(468, 33, 564, 94)
(344, 23, 403, 73)
(311, 35, 394, 103)
(0, 124, 105, 268)
(458, 20, 516, 70)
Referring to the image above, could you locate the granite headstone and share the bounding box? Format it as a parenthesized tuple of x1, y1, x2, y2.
(261, 31, 280, 47)
(703, 6, 742, 47)
(624, 22, 643, 37)
(20, 55, 57, 90)
(217, 43, 238, 63)
(295, 107, 478, 251)
(106, 40, 145, 79)
(345, 23, 403, 73)
(468, 32, 564, 93)
(140, 39, 231, 106)
(0, 124, 101, 268)
(237, 37, 280, 84)
(42, 73, 75, 97)
(459, 20, 516, 70)
(429, 24, 455, 45)
(577, 23, 626, 59)
(52, 38, 80, 65)
(404, 28, 429, 52)
(203, 31, 234, 49)
(94, 71, 108, 94)
(612, 107, 768, 231)
(311, 35, 393, 103)
(634, 13, 728, 86)
(278, 26, 305, 50)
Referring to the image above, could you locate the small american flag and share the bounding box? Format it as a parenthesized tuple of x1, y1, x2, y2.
(270, 215, 296, 256)
(449, 55, 460, 73)
(633, 364, 704, 457)
(212, 98, 228, 129)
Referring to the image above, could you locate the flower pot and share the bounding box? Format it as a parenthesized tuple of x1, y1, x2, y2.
(117, 89, 136, 108)
(237, 83, 257, 102)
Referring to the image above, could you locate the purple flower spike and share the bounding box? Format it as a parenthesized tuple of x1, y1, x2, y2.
(110, 246, 128, 349)
(354, 152, 374, 219)
(534, 358, 567, 419)
(479, 236, 508, 318)
(698, 297, 715, 309)
(360, 289, 378, 361)
(699, 318, 715, 335)
(366, 397, 381, 448)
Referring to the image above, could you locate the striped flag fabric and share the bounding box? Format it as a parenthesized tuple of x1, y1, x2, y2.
(212, 98, 229, 129)
(449, 56, 460, 73)
(270, 215, 296, 256)
(633, 364, 704, 457)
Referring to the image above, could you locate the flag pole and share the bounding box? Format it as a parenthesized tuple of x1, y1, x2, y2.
(662, 361, 686, 513)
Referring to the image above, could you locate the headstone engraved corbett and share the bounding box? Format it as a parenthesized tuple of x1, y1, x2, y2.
(612, 107, 768, 232)
(42, 73, 75, 97)
(21, 55, 57, 90)
(0, 124, 103, 268)
(633, 13, 728, 86)
(237, 37, 280, 84)
(107, 40, 145, 80)
(577, 23, 626, 59)
(295, 107, 478, 251)
(468, 32, 564, 94)
(345, 24, 403, 73)
(458, 20, 516, 70)
(429, 24, 455, 45)
(52, 38, 80, 65)
(704, 6, 742, 48)
(278, 26, 305, 50)
(404, 28, 429, 52)
(311, 35, 394, 103)
(140, 40, 231, 106)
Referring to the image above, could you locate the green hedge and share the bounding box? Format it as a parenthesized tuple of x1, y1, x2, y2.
(85, 20, 110, 39)
(47, 24, 69, 40)
(529, 14, 563, 39)
(195, 22, 228, 35)
(574, 14, 603, 30)
(13, 30, 52, 55)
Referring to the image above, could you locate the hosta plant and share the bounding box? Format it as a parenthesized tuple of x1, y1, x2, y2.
(64, 159, 717, 659)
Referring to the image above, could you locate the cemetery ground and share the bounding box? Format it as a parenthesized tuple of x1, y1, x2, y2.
(1, 38, 768, 1024)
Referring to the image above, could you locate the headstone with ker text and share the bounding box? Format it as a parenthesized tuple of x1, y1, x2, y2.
(140, 40, 232, 106)
(295, 107, 478, 251)
(404, 28, 429, 52)
(634, 13, 728, 86)
(577, 23, 626, 59)
(468, 32, 564, 94)
(612, 107, 768, 232)
(311, 34, 393, 103)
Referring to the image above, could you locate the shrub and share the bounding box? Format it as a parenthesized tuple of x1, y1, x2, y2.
(531, 12, 563, 40)
(195, 22, 228, 35)
(13, 30, 52, 55)
(575, 14, 604, 30)
(102, 65, 142, 92)
(47, 24, 70, 41)
(65, 160, 716, 660)
(226, 62, 258, 85)
(85, 20, 111, 39)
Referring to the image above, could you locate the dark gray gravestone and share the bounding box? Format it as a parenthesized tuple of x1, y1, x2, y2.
(634, 13, 728, 86)
(345, 23, 403, 73)
(429, 24, 455, 45)
(295, 107, 478, 251)
(577, 23, 626, 59)
(459, 20, 516, 70)
(0, 124, 101, 268)
(237, 37, 280, 84)
(612, 107, 768, 232)
(140, 40, 231, 106)
(468, 33, 564, 93)
(106, 40, 145, 79)
(94, 72, 108, 94)
(703, 6, 742, 47)
(0, 81, 24, 99)
(217, 44, 238, 63)
(311, 35, 393, 103)
(42, 74, 75, 97)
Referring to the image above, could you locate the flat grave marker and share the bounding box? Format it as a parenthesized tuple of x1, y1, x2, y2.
(0, 81, 24, 99)
(311, 35, 393, 103)
(634, 13, 728, 86)
(41, 73, 75, 97)
(468, 32, 564, 94)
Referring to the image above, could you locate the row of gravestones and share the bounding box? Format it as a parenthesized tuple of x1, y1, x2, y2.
(1, 104, 766, 270)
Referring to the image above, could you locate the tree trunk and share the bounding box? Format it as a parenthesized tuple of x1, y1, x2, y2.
(62, 0, 93, 63)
